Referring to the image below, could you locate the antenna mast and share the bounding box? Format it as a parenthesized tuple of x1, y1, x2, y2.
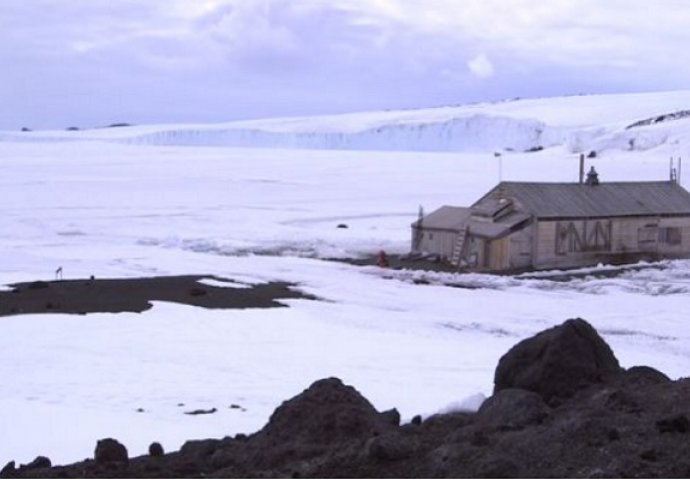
(494, 152, 502, 182)
(413, 205, 424, 252)
(670, 157, 679, 184)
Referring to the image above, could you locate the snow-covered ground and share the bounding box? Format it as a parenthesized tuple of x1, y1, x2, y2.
(2, 90, 690, 465)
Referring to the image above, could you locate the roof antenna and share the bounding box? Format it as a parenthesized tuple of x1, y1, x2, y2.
(670, 157, 678, 184)
(494, 152, 502, 182)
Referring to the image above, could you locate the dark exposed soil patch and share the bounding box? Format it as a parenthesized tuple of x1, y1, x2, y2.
(0, 275, 316, 317)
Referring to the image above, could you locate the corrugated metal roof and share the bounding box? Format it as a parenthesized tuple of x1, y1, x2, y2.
(412, 206, 470, 230)
(479, 181, 690, 218)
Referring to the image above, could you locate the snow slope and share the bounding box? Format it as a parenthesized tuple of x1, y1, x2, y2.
(2, 90, 690, 465)
(4, 90, 690, 154)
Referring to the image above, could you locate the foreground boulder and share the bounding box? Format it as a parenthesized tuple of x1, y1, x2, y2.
(256, 377, 395, 446)
(8, 318, 690, 478)
(94, 438, 128, 465)
(493, 318, 622, 402)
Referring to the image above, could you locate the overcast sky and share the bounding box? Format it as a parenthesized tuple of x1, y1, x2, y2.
(2, 0, 689, 129)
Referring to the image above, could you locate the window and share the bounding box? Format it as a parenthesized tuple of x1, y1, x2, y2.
(428, 232, 434, 240)
(637, 225, 658, 244)
(659, 227, 682, 245)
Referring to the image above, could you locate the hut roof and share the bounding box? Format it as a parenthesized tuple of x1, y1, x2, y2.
(478, 181, 690, 219)
(412, 206, 470, 230)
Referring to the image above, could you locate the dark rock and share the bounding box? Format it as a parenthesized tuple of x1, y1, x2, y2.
(336, 224, 348, 229)
(477, 388, 550, 430)
(0, 461, 15, 478)
(476, 455, 520, 478)
(602, 388, 642, 414)
(210, 445, 239, 470)
(410, 415, 422, 426)
(180, 439, 220, 458)
(380, 408, 401, 427)
(148, 442, 164, 457)
(640, 449, 658, 462)
(184, 407, 217, 415)
(624, 366, 671, 385)
(256, 377, 394, 446)
(657, 414, 690, 433)
(471, 431, 490, 447)
(494, 318, 622, 402)
(21, 456, 51, 470)
(94, 438, 128, 464)
(365, 433, 418, 461)
(422, 411, 474, 436)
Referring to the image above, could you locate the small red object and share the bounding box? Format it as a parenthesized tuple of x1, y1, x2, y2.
(377, 250, 389, 268)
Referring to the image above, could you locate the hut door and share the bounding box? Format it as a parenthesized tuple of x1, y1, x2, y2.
(637, 221, 659, 253)
(509, 236, 532, 268)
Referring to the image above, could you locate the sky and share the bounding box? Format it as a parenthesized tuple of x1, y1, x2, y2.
(1, 0, 690, 130)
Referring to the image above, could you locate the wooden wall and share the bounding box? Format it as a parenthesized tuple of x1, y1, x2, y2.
(534, 215, 690, 269)
(411, 227, 457, 260)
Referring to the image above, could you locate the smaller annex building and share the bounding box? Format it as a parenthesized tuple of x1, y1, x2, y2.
(411, 170, 690, 272)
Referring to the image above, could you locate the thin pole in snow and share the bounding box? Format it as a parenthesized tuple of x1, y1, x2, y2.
(494, 152, 502, 182)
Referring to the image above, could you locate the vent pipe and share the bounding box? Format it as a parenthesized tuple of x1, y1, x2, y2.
(585, 166, 599, 186)
(579, 153, 585, 184)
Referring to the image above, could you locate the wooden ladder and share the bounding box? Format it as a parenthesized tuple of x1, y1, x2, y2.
(450, 227, 469, 267)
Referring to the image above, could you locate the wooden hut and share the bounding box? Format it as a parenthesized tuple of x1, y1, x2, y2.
(411, 171, 690, 272)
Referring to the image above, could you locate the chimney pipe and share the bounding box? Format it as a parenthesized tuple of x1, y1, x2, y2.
(579, 153, 585, 184)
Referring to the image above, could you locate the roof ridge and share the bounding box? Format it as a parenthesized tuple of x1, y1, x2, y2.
(499, 180, 675, 185)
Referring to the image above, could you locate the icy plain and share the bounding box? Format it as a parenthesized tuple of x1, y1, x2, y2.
(3, 91, 690, 464)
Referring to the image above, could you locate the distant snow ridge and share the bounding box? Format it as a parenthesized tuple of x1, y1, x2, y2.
(6, 90, 690, 153)
(626, 110, 690, 129)
(125, 115, 567, 153)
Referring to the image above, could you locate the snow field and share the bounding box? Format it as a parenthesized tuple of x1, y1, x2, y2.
(3, 90, 690, 464)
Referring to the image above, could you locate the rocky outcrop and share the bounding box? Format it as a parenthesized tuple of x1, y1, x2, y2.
(6, 318, 690, 478)
(493, 318, 622, 403)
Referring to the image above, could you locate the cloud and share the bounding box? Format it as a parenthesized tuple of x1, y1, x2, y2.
(468, 54, 494, 79)
(1, 0, 690, 129)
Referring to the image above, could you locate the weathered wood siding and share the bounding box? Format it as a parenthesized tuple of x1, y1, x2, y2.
(483, 228, 533, 271)
(487, 237, 509, 270)
(534, 215, 690, 269)
(462, 235, 485, 268)
(412, 227, 458, 260)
